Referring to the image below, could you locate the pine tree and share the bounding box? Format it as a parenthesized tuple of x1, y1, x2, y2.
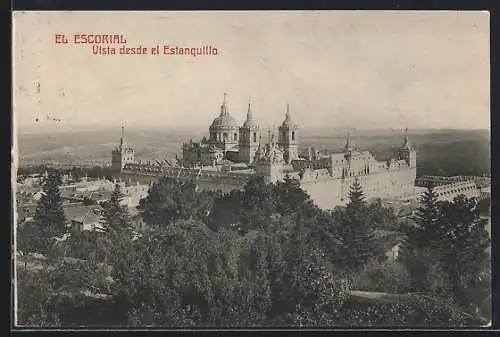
(411, 186, 442, 250)
(399, 185, 443, 292)
(101, 184, 132, 235)
(30, 169, 67, 254)
(336, 178, 379, 273)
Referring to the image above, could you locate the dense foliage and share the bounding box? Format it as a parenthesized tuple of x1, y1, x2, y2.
(17, 170, 67, 256)
(16, 171, 490, 327)
(400, 186, 491, 316)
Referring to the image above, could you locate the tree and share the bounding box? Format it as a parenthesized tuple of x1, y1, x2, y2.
(26, 169, 67, 254)
(98, 184, 133, 265)
(138, 177, 214, 228)
(238, 176, 277, 232)
(367, 198, 398, 231)
(235, 232, 272, 325)
(273, 176, 310, 215)
(265, 213, 351, 326)
(335, 178, 380, 273)
(399, 185, 443, 292)
(16, 269, 62, 327)
(355, 260, 412, 294)
(100, 184, 132, 234)
(437, 195, 490, 310)
(408, 186, 442, 250)
(208, 176, 277, 234)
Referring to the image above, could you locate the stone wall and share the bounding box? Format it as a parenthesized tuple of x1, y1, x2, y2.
(301, 167, 416, 209)
(121, 164, 417, 210)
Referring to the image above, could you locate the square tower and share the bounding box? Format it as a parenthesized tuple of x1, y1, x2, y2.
(278, 104, 299, 164)
(238, 102, 260, 164)
(111, 124, 135, 172)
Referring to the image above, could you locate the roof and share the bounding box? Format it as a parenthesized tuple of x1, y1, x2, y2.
(64, 205, 101, 225)
(280, 104, 297, 129)
(83, 190, 114, 201)
(242, 118, 258, 128)
(210, 114, 239, 129)
(242, 105, 258, 129)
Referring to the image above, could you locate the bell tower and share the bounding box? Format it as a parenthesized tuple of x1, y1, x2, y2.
(111, 123, 135, 172)
(238, 101, 260, 164)
(398, 128, 416, 168)
(278, 104, 299, 164)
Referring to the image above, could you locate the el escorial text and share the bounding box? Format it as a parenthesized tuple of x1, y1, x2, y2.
(54, 33, 219, 57)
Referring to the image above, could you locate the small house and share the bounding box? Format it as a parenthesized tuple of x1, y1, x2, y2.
(64, 204, 102, 232)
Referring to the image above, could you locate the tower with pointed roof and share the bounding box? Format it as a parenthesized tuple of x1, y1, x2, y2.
(343, 132, 354, 160)
(278, 104, 299, 164)
(398, 128, 416, 168)
(111, 123, 135, 172)
(238, 101, 260, 164)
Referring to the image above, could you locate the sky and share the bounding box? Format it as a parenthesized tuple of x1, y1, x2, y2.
(12, 11, 490, 131)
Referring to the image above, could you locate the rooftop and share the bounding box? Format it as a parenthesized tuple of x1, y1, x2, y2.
(64, 204, 101, 224)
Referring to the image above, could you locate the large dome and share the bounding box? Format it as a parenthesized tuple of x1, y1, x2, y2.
(210, 113, 239, 129)
(210, 93, 239, 129)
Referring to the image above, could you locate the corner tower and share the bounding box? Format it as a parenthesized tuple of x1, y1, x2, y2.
(238, 101, 260, 164)
(398, 128, 416, 168)
(111, 123, 135, 172)
(278, 104, 299, 164)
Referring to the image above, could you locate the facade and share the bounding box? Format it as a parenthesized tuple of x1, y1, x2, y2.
(115, 94, 421, 209)
(111, 124, 135, 172)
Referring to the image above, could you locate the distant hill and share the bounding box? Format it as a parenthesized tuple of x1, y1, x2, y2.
(15, 127, 490, 177)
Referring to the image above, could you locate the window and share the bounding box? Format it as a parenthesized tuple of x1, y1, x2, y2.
(233, 133, 237, 141)
(292, 131, 295, 141)
(253, 132, 257, 142)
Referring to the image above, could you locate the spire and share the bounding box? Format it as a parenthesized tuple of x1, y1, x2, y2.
(284, 103, 292, 123)
(220, 92, 228, 115)
(255, 134, 263, 159)
(281, 103, 296, 128)
(246, 100, 253, 121)
(344, 132, 351, 152)
(403, 127, 409, 147)
(120, 122, 126, 148)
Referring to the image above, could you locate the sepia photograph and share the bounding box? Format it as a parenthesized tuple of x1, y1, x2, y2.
(12, 10, 491, 328)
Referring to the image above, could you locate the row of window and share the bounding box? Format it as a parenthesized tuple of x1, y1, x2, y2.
(212, 132, 260, 143)
(436, 185, 476, 197)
